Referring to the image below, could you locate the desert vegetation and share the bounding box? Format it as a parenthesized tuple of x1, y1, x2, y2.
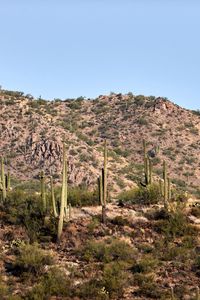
(1, 89, 200, 299)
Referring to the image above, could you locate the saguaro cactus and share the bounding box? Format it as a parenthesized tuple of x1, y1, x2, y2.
(142, 140, 152, 185)
(57, 142, 67, 243)
(6, 170, 11, 191)
(1, 157, 6, 201)
(40, 170, 46, 213)
(167, 177, 171, 201)
(102, 140, 107, 223)
(149, 159, 153, 185)
(64, 156, 68, 218)
(163, 161, 168, 210)
(98, 175, 103, 206)
(50, 176, 58, 218)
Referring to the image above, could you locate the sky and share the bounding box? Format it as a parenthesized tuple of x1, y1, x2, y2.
(0, 0, 200, 109)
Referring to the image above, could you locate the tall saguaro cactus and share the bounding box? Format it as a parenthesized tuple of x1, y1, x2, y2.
(64, 156, 68, 218)
(40, 170, 46, 213)
(142, 140, 152, 186)
(57, 142, 67, 243)
(98, 175, 103, 206)
(101, 140, 108, 223)
(1, 157, 6, 201)
(50, 176, 58, 218)
(163, 161, 168, 210)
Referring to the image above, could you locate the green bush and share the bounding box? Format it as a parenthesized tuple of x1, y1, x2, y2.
(14, 243, 53, 278)
(131, 255, 158, 274)
(82, 238, 136, 263)
(68, 186, 99, 207)
(26, 267, 72, 299)
(134, 274, 167, 299)
(78, 262, 130, 299)
(118, 183, 161, 205)
(155, 206, 196, 240)
(101, 261, 129, 298)
(111, 215, 130, 226)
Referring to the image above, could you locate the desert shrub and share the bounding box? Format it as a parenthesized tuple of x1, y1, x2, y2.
(137, 117, 148, 126)
(118, 183, 161, 205)
(131, 255, 158, 274)
(78, 262, 130, 299)
(82, 238, 136, 263)
(87, 217, 100, 235)
(154, 206, 196, 240)
(134, 95, 145, 106)
(14, 243, 53, 278)
(3, 190, 51, 242)
(78, 279, 109, 300)
(111, 215, 130, 226)
(68, 186, 99, 207)
(26, 267, 72, 299)
(101, 262, 129, 298)
(134, 274, 167, 299)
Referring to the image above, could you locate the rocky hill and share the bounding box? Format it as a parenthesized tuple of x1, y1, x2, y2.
(0, 89, 200, 196)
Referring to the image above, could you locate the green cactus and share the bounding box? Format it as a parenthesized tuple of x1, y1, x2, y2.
(40, 170, 46, 213)
(101, 140, 107, 223)
(64, 156, 68, 219)
(167, 177, 171, 201)
(98, 175, 103, 206)
(163, 161, 168, 210)
(149, 159, 153, 185)
(1, 157, 6, 201)
(143, 140, 152, 185)
(68, 203, 72, 220)
(159, 179, 164, 197)
(6, 170, 11, 191)
(57, 142, 67, 243)
(50, 176, 58, 218)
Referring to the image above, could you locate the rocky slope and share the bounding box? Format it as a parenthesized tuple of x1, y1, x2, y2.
(0, 89, 200, 195)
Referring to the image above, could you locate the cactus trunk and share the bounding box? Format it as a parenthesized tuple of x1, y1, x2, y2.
(163, 161, 168, 210)
(168, 177, 171, 201)
(98, 175, 103, 206)
(1, 157, 6, 201)
(57, 142, 66, 242)
(40, 170, 46, 213)
(50, 176, 58, 218)
(101, 140, 107, 223)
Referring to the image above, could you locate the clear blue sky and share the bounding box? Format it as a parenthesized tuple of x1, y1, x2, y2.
(0, 0, 200, 109)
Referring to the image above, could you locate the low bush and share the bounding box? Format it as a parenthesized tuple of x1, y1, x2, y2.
(81, 238, 136, 264)
(78, 261, 130, 299)
(155, 208, 195, 240)
(131, 255, 158, 274)
(68, 186, 99, 206)
(118, 183, 161, 205)
(111, 215, 130, 226)
(14, 243, 53, 278)
(134, 274, 167, 299)
(26, 267, 72, 299)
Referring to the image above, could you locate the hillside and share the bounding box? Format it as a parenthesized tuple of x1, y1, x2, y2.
(0, 89, 200, 196)
(1, 89, 200, 299)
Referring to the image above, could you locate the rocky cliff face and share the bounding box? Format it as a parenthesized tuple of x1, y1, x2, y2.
(0, 90, 200, 195)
